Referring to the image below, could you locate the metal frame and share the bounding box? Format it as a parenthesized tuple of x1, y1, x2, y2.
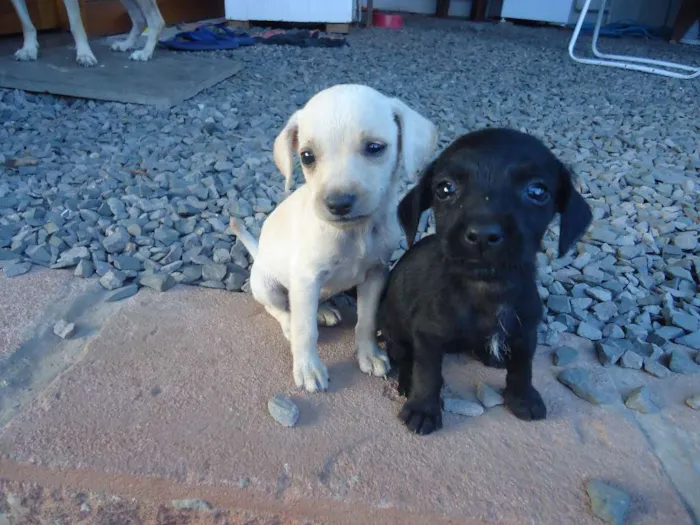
(568, 0, 700, 79)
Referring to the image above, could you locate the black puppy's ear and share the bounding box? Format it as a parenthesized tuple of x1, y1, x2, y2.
(398, 162, 434, 247)
(557, 164, 592, 257)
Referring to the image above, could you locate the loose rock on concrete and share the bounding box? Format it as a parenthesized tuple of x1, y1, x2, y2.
(476, 383, 504, 408)
(443, 398, 485, 417)
(624, 386, 658, 414)
(53, 319, 75, 339)
(585, 479, 631, 525)
(557, 368, 617, 405)
(267, 393, 300, 427)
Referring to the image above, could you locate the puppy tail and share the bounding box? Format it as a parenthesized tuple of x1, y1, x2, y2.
(229, 217, 259, 260)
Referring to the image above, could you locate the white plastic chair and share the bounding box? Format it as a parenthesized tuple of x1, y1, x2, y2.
(568, 0, 700, 79)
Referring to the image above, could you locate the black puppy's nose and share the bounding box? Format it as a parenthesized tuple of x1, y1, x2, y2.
(325, 193, 356, 216)
(465, 223, 504, 248)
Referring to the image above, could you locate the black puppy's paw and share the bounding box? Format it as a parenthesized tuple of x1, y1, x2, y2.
(399, 400, 442, 435)
(504, 386, 547, 421)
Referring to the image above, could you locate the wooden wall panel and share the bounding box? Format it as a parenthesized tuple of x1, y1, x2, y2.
(0, 0, 224, 38)
(0, 0, 60, 35)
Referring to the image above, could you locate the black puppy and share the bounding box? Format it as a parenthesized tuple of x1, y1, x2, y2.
(377, 128, 592, 435)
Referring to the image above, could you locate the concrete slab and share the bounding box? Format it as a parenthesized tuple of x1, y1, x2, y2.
(0, 267, 94, 357)
(0, 287, 696, 524)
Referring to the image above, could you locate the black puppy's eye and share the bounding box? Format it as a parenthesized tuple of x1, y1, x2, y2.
(364, 142, 386, 155)
(525, 182, 550, 204)
(300, 150, 315, 167)
(435, 180, 456, 200)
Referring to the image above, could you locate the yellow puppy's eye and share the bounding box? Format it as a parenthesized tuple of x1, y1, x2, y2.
(300, 150, 315, 167)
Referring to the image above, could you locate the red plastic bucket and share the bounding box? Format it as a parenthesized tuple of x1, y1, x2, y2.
(373, 11, 403, 29)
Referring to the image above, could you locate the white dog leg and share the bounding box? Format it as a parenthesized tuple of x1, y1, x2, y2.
(10, 0, 39, 61)
(248, 269, 291, 340)
(62, 0, 98, 66)
(129, 0, 164, 61)
(110, 0, 146, 52)
(355, 266, 391, 376)
(289, 278, 328, 393)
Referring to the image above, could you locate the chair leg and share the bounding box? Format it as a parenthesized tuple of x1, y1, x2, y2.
(568, 0, 700, 79)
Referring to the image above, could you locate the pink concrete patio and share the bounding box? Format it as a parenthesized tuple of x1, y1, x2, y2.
(0, 268, 698, 524)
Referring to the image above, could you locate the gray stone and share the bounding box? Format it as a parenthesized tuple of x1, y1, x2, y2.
(212, 248, 231, 264)
(25, 244, 51, 264)
(671, 312, 699, 332)
(3, 261, 31, 277)
(160, 260, 184, 274)
(58, 246, 90, 264)
(624, 386, 658, 414)
(224, 271, 247, 292)
(267, 393, 300, 427)
(585, 287, 613, 302)
(668, 350, 700, 374)
(602, 324, 625, 339)
(171, 499, 213, 512)
(675, 331, 700, 350)
(443, 398, 484, 417)
(673, 232, 697, 251)
(547, 295, 571, 314)
(74, 259, 94, 278)
(596, 341, 625, 367)
(178, 265, 202, 284)
(202, 263, 227, 282)
(585, 479, 630, 525)
(113, 254, 142, 271)
(53, 319, 75, 339)
(99, 270, 126, 290)
(199, 280, 226, 289)
(619, 350, 643, 370)
(577, 322, 603, 341)
(592, 302, 618, 322)
(102, 230, 130, 253)
(154, 226, 180, 245)
(643, 358, 671, 379)
(557, 368, 617, 405)
(553, 346, 578, 366)
(476, 383, 504, 408)
(140, 273, 176, 292)
(685, 395, 700, 410)
(105, 284, 140, 302)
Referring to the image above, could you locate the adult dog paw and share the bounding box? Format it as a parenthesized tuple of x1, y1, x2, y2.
(356, 342, 390, 377)
(76, 50, 98, 67)
(399, 400, 442, 435)
(293, 356, 329, 393)
(15, 45, 38, 61)
(129, 49, 154, 62)
(110, 39, 134, 52)
(504, 386, 547, 421)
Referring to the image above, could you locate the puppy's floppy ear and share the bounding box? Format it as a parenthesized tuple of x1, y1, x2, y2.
(390, 98, 437, 181)
(556, 163, 592, 257)
(398, 161, 435, 247)
(273, 110, 300, 195)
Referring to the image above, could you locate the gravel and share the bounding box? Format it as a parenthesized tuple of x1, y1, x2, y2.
(585, 479, 630, 525)
(267, 393, 299, 427)
(0, 17, 698, 366)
